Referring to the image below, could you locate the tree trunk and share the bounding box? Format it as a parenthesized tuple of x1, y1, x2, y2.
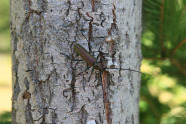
(10, 0, 142, 124)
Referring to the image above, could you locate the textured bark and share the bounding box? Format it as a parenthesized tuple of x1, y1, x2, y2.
(10, 0, 142, 124)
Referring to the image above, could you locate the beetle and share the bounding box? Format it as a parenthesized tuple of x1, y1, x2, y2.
(73, 43, 144, 74)
(73, 43, 106, 72)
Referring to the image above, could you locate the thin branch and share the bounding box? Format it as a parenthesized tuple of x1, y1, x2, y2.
(171, 39, 186, 55)
(159, 0, 166, 58)
(170, 58, 186, 76)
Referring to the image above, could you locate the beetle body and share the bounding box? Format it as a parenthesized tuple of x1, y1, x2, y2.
(73, 43, 105, 71)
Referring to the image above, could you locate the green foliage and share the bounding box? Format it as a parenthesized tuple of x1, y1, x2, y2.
(0, 111, 11, 124)
(0, 0, 10, 53)
(0, 0, 9, 31)
(143, 0, 186, 60)
(141, 0, 186, 123)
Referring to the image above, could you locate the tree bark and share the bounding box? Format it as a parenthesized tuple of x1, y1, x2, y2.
(10, 0, 142, 124)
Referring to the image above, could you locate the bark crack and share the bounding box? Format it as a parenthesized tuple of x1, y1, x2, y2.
(86, 12, 94, 52)
(102, 71, 112, 124)
(79, 105, 88, 124)
(25, 99, 34, 124)
(66, 0, 71, 16)
(70, 56, 77, 111)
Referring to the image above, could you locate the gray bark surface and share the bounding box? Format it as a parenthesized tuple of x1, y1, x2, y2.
(10, 0, 142, 124)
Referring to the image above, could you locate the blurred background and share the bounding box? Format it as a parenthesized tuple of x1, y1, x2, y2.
(0, 0, 185, 123)
(0, 0, 11, 123)
(140, 0, 186, 123)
